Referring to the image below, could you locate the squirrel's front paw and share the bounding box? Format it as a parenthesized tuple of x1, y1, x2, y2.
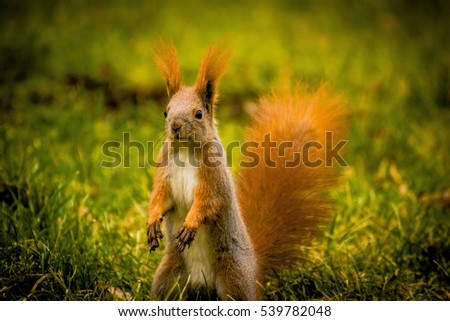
(174, 226, 196, 252)
(147, 219, 163, 252)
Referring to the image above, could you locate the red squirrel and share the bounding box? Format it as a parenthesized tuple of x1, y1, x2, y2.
(146, 42, 347, 300)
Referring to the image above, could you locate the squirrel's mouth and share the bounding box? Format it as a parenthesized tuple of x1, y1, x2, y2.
(172, 133, 191, 141)
(170, 133, 202, 148)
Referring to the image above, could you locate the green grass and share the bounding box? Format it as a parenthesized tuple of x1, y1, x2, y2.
(1, 0, 449, 300)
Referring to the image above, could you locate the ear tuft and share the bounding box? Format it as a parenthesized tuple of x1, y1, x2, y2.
(195, 43, 231, 113)
(152, 41, 182, 98)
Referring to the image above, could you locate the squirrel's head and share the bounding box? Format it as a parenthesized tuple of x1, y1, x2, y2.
(153, 42, 231, 143)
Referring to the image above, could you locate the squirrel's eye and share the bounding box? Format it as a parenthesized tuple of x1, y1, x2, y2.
(163, 111, 167, 118)
(195, 110, 202, 119)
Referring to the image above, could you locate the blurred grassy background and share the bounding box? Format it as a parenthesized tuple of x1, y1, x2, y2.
(1, 0, 449, 300)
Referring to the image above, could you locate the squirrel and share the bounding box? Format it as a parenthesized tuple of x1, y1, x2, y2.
(146, 42, 347, 300)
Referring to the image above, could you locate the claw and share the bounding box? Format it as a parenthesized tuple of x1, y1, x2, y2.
(174, 226, 196, 252)
(147, 219, 163, 252)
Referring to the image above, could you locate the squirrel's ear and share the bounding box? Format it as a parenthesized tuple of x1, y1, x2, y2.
(153, 41, 182, 98)
(195, 43, 231, 114)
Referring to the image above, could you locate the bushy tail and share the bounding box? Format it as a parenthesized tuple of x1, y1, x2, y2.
(237, 83, 347, 277)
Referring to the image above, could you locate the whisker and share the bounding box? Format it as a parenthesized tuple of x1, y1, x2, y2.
(149, 130, 167, 149)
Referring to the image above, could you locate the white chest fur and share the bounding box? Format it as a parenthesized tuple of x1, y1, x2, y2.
(168, 148, 215, 288)
(168, 149, 198, 211)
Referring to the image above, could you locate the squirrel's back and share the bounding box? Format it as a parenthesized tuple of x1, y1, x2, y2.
(237, 83, 347, 277)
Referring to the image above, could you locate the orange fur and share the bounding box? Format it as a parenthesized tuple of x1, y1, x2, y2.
(195, 43, 231, 115)
(238, 83, 347, 276)
(152, 41, 182, 98)
(147, 169, 174, 226)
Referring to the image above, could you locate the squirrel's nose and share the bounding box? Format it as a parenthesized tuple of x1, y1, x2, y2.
(171, 121, 182, 134)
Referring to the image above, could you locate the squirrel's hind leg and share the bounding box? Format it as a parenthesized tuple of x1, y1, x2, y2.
(215, 254, 257, 300)
(150, 250, 186, 300)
